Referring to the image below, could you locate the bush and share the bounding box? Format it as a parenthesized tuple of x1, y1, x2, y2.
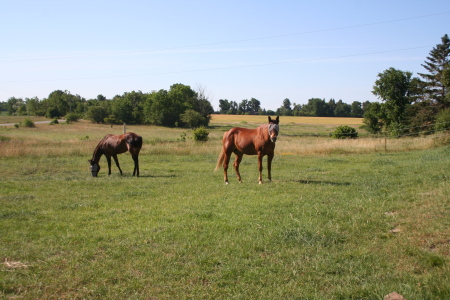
(65, 113, 80, 123)
(332, 125, 358, 139)
(49, 118, 59, 125)
(193, 126, 209, 142)
(21, 118, 35, 128)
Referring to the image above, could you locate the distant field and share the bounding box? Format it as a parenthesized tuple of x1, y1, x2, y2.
(211, 114, 364, 125)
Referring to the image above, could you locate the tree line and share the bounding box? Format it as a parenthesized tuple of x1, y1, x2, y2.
(1, 34, 449, 133)
(1, 84, 215, 128)
(217, 97, 365, 117)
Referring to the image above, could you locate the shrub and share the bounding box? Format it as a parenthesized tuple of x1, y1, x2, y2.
(65, 113, 80, 123)
(332, 125, 358, 139)
(193, 126, 209, 142)
(49, 118, 59, 125)
(21, 118, 35, 128)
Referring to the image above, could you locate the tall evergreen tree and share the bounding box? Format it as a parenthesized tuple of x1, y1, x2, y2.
(418, 34, 450, 108)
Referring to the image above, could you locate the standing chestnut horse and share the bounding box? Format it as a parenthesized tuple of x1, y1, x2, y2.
(88, 132, 143, 177)
(215, 116, 279, 184)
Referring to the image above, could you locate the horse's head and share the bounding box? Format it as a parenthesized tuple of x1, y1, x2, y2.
(88, 159, 100, 177)
(268, 116, 280, 143)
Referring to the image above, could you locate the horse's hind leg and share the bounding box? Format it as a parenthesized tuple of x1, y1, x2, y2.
(132, 154, 139, 177)
(233, 151, 244, 183)
(222, 151, 232, 184)
(112, 154, 123, 175)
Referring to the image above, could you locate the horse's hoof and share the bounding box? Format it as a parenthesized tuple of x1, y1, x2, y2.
(225, 181, 229, 185)
(258, 181, 263, 184)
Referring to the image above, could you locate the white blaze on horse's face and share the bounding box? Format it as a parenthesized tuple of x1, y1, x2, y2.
(268, 123, 279, 143)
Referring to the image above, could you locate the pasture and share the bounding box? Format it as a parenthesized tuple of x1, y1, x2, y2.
(1, 115, 449, 299)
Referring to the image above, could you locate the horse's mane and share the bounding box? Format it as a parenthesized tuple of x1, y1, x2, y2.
(91, 135, 110, 161)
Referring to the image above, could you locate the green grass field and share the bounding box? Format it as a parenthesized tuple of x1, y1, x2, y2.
(1, 116, 449, 299)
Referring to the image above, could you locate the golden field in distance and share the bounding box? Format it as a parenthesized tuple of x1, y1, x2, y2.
(210, 114, 363, 125)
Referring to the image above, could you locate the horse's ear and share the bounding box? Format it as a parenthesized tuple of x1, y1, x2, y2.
(276, 116, 279, 122)
(268, 116, 272, 123)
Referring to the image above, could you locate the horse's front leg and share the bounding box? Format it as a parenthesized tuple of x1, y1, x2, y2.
(267, 152, 274, 182)
(257, 152, 264, 184)
(112, 154, 123, 175)
(105, 155, 112, 175)
(233, 152, 244, 183)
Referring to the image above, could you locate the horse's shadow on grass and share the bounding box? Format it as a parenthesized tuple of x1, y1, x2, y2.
(292, 179, 352, 186)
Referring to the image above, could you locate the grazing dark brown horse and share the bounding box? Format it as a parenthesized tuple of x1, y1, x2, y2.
(215, 116, 279, 184)
(88, 132, 143, 177)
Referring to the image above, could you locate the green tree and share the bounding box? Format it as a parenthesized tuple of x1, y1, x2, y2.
(362, 102, 385, 133)
(228, 101, 238, 114)
(248, 98, 261, 114)
(334, 100, 351, 117)
(239, 99, 249, 114)
(86, 106, 108, 123)
(180, 109, 206, 128)
(435, 108, 450, 131)
(144, 87, 188, 126)
(111, 95, 134, 123)
(292, 103, 302, 116)
(191, 85, 214, 125)
(302, 98, 327, 116)
(372, 68, 419, 130)
(40, 90, 69, 118)
(277, 98, 293, 116)
(327, 99, 336, 117)
(219, 99, 231, 114)
(111, 91, 146, 124)
(418, 34, 450, 108)
(7, 97, 24, 115)
(26, 97, 41, 116)
(350, 101, 364, 117)
(104, 115, 121, 127)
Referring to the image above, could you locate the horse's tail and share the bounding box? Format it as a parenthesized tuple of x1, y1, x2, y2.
(214, 151, 225, 172)
(215, 130, 230, 171)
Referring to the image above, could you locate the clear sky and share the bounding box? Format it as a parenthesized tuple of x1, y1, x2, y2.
(1, 0, 449, 111)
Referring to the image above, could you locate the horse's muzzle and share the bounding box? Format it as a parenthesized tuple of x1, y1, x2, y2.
(91, 171, 98, 177)
(271, 137, 277, 143)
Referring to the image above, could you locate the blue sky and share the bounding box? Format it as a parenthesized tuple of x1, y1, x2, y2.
(0, 0, 449, 111)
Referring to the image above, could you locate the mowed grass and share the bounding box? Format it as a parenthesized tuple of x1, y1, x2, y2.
(0, 116, 449, 299)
